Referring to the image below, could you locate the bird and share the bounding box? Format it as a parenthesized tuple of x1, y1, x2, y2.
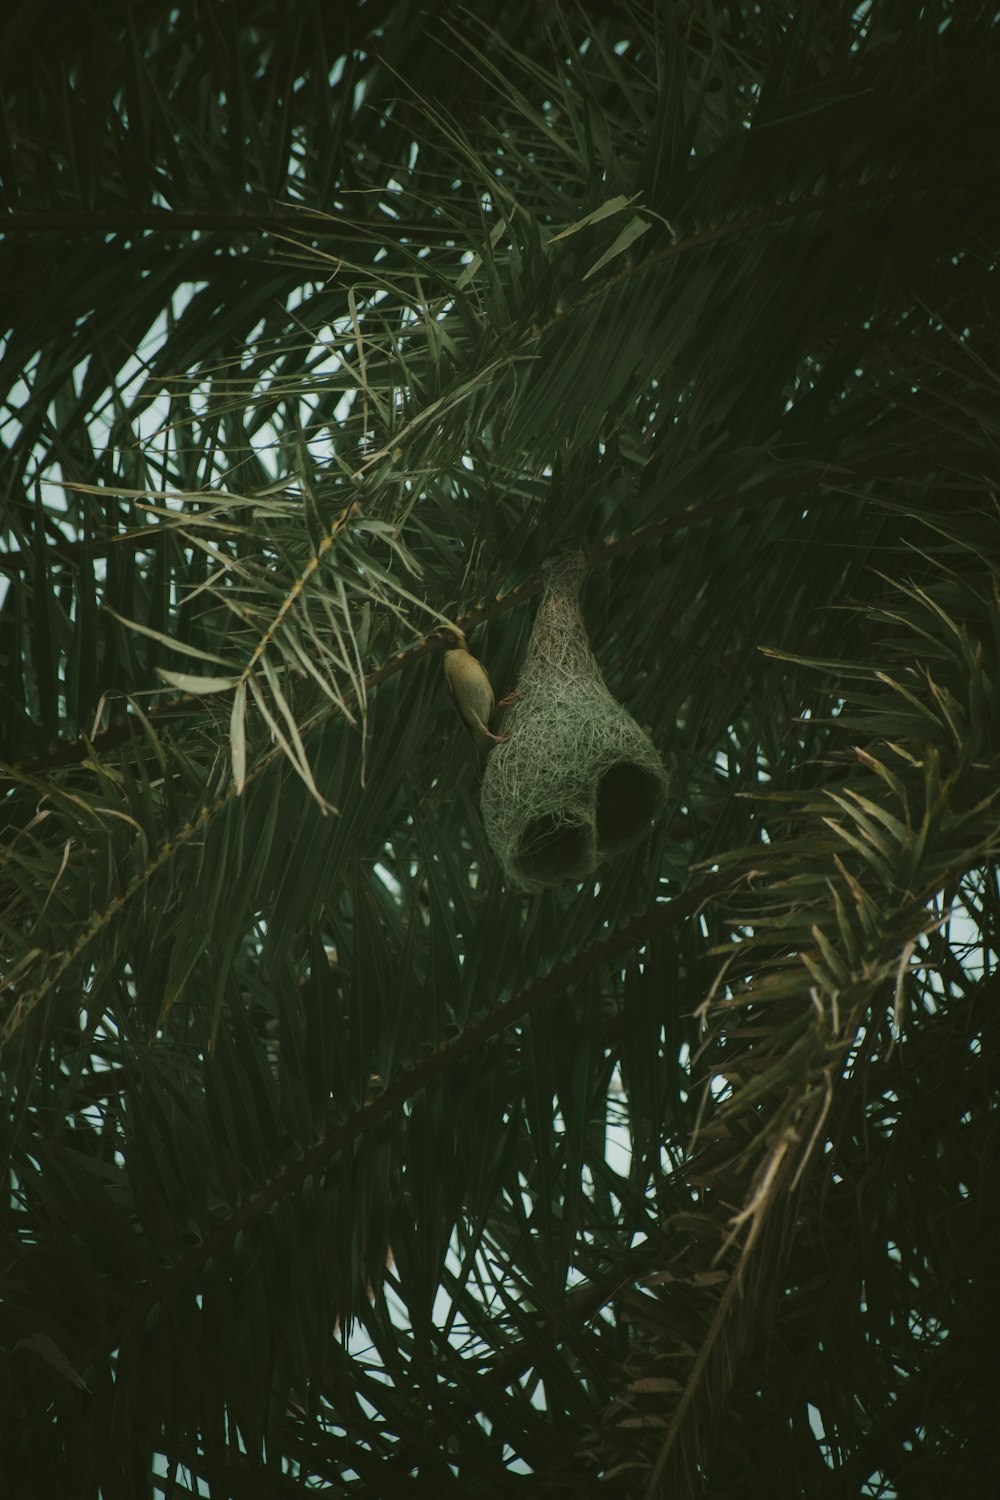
(442, 629, 509, 766)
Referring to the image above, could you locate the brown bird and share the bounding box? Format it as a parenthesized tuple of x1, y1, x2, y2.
(443, 630, 509, 766)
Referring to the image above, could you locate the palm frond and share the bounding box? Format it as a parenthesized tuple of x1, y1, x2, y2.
(2, 2, 999, 1495)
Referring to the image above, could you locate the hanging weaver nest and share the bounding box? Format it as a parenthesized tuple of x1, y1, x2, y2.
(481, 554, 670, 890)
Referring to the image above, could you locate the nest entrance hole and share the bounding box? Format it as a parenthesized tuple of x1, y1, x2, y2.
(514, 816, 593, 885)
(596, 760, 668, 857)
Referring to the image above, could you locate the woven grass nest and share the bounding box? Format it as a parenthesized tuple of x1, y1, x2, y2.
(480, 555, 670, 890)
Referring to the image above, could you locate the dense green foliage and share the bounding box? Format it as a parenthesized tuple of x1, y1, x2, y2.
(2, 1, 999, 1494)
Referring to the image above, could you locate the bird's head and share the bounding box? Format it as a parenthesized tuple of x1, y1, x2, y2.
(442, 625, 468, 653)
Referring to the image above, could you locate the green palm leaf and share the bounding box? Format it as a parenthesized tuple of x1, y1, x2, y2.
(2, 2, 999, 1495)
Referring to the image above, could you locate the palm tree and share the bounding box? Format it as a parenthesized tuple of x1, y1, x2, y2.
(2, 1, 998, 1494)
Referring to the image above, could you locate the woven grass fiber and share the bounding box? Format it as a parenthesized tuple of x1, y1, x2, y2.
(481, 554, 669, 890)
